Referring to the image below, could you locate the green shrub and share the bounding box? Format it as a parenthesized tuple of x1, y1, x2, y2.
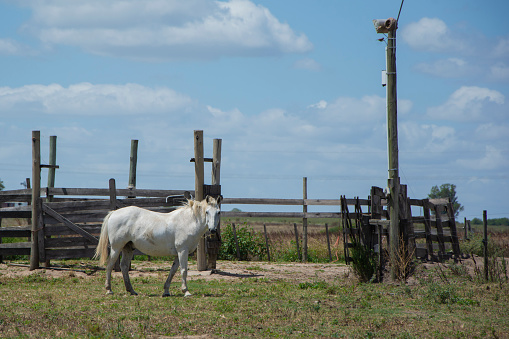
(350, 241, 378, 283)
(218, 223, 266, 261)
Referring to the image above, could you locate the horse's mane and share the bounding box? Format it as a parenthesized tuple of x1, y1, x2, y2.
(177, 197, 219, 218)
(179, 199, 208, 218)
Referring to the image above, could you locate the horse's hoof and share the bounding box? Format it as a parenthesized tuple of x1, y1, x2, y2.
(184, 292, 192, 297)
(130, 291, 138, 296)
(106, 291, 114, 295)
(162, 293, 171, 298)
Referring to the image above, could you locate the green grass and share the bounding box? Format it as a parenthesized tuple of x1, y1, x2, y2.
(0, 260, 508, 338)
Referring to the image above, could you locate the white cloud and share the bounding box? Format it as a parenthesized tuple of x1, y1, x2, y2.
(427, 86, 505, 121)
(475, 123, 509, 140)
(23, 0, 312, 60)
(294, 58, 321, 71)
(401, 17, 465, 53)
(457, 145, 507, 170)
(489, 63, 509, 82)
(0, 83, 193, 115)
(308, 100, 327, 109)
(316, 95, 386, 124)
(414, 58, 473, 78)
(0, 38, 35, 56)
(493, 37, 509, 58)
(400, 122, 457, 154)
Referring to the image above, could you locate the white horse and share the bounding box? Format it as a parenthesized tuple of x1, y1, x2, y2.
(94, 195, 221, 297)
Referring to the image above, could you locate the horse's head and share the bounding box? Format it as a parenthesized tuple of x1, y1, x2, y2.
(205, 195, 222, 233)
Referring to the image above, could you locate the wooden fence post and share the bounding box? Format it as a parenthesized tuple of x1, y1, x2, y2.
(483, 210, 488, 281)
(423, 200, 434, 261)
(302, 177, 308, 262)
(43, 135, 57, 268)
(325, 223, 332, 262)
(109, 178, 121, 272)
(293, 223, 301, 261)
(232, 223, 241, 260)
(207, 138, 222, 269)
(47, 136, 57, 202)
(194, 130, 207, 271)
(29, 131, 41, 270)
(263, 224, 270, 262)
(128, 140, 138, 192)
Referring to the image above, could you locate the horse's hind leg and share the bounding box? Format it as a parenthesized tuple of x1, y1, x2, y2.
(105, 247, 122, 295)
(121, 244, 137, 296)
(162, 257, 179, 297)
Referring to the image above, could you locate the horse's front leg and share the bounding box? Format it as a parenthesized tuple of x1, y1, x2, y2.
(177, 250, 191, 297)
(162, 257, 179, 297)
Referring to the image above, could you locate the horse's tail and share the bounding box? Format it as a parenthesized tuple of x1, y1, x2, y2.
(93, 211, 113, 266)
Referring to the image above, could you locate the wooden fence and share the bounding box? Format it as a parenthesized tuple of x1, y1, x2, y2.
(341, 185, 462, 266)
(1, 182, 466, 266)
(0, 180, 192, 262)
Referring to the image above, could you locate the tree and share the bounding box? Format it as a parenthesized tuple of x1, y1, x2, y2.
(0, 178, 4, 191)
(428, 183, 464, 218)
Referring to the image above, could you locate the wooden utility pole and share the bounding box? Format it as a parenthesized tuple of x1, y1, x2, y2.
(387, 28, 400, 280)
(194, 130, 207, 271)
(374, 17, 400, 279)
(30, 131, 41, 270)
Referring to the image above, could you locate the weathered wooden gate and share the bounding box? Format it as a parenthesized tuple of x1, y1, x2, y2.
(342, 186, 462, 269)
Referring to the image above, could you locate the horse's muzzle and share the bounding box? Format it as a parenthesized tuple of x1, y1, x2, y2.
(210, 229, 217, 234)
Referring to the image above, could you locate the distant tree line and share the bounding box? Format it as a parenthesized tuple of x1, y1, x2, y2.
(471, 217, 509, 226)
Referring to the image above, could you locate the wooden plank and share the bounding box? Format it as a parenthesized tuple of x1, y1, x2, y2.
(222, 197, 368, 206)
(429, 198, 449, 206)
(0, 206, 32, 218)
(45, 237, 95, 248)
(369, 219, 390, 226)
(409, 198, 426, 207)
(0, 195, 32, 203)
(47, 187, 194, 198)
(44, 200, 110, 211)
(42, 204, 98, 244)
(434, 205, 447, 259)
(447, 202, 461, 258)
(45, 248, 97, 260)
(221, 211, 342, 219)
(423, 200, 434, 260)
(0, 242, 31, 255)
(0, 227, 31, 237)
(223, 198, 303, 205)
(43, 212, 109, 225)
(44, 225, 101, 237)
(0, 188, 32, 195)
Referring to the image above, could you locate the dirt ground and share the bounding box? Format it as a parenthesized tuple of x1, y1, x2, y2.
(0, 260, 352, 283)
(0, 256, 488, 284)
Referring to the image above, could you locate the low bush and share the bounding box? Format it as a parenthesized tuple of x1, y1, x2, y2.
(218, 223, 266, 261)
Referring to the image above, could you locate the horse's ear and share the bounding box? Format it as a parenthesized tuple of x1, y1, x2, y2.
(216, 195, 222, 205)
(205, 195, 211, 203)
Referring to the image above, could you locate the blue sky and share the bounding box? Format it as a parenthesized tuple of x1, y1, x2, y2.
(0, 0, 507, 220)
